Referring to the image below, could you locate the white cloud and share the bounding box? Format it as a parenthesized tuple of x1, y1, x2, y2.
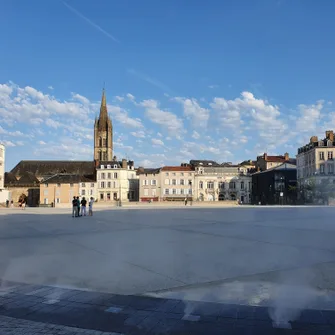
(38, 140, 46, 145)
(208, 85, 219, 89)
(140, 99, 184, 135)
(192, 130, 200, 139)
(130, 130, 146, 138)
(295, 100, 323, 132)
(16, 141, 24, 146)
(1, 140, 15, 147)
(126, 93, 135, 101)
(48, 86, 54, 90)
(45, 119, 62, 129)
(72, 93, 90, 105)
(108, 105, 143, 128)
(157, 132, 163, 137)
(115, 96, 124, 102)
(174, 97, 210, 127)
(151, 138, 164, 146)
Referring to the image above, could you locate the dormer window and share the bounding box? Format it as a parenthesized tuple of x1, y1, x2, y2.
(114, 164, 117, 168)
(107, 165, 111, 169)
(100, 165, 104, 169)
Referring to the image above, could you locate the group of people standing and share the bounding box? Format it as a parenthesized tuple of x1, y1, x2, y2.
(72, 196, 94, 217)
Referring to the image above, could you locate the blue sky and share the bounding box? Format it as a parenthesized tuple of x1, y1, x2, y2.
(1, 0, 335, 171)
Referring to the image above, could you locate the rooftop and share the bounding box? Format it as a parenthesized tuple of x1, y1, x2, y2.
(161, 166, 194, 172)
(43, 174, 94, 184)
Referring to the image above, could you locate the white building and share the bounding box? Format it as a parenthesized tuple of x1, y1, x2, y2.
(0, 144, 10, 203)
(79, 181, 97, 201)
(96, 159, 139, 203)
(190, 160, 252, 203)
(297, 130, 335, 202)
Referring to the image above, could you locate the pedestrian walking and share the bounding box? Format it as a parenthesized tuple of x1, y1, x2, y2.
(6, 200, 9, 208)
(72, 196, 78, 217)
(184, 197, 187, 206)
(10, 200, 14, 208)
(81, 197, 87, 216)
(89, 197, 94, 216)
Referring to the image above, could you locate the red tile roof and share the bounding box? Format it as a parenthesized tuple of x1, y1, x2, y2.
(161, 166, 194, 171)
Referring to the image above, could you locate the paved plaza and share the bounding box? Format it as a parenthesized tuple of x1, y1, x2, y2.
(2, 206, 335, 333)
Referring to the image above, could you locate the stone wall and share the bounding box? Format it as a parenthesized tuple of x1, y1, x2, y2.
(7, 186, 40, 207)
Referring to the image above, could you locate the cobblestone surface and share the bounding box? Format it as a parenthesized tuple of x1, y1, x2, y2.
(0, 315, 123, 335)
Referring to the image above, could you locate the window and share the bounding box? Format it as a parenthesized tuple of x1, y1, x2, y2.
(229, 182, 236, 189)
(165, 179, 170, 185)
(70, 183, 74, 187)
(207, 182, 214, 189)
(107, 181, 111, 188)
(172, 179, 176, 185)
(143, 180, 149, 186)
(189, 173, 192, 176)
(165, 189, 169, 195)
(152, 189, 156, 196)
(107, 165, 111, 169)
(100, 193, 104, 200)
(101, 173, 105, 179)
(107, 193, 111, 200)
(114, 173, 118, 179)
(241, 182, 244, 190)
(100, 181, 105, 188)
(329, 164, 334, 174)
(165, 172, 169, 176)
(56, 198, 60, 204)
(218, 182, 225, 189)
(189, 189, 192, 194)
(144, 189, 149, 196)
(103, 138, 107, 147)
(57, 183, 61, 187)
(81, 183, 85, 187)
(113, 181, 117, 188)
(181, 189, 184, 195)
(44, 183, 48, 187)
(320, 164, 325, 174)
(180, 179, 184, 185)
(320, 152, 325, 160)
(108, 173, 111, 179)
(151, 180, 157, 186)
(172, 189, 176, 194)
(328, 152, 333, 160)
(91, 183, 95, 187)
(248, 182, 251, 190)
(81, 190, 85, 196)
(181, 173, 184, 176)
(44, 198, 48, 204)
(113, 193, 118, 200)
(43, 190, 48, 196)
(188, 180, 192, 186)
(172, 173, 176, 176)
(199, 181, 203, 189)
(90, 189, 93, 195)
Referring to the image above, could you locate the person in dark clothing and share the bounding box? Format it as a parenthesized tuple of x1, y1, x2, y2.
(77, 196, 81, 216)
(72, 196, 78, 217)
(6, 200, 9, 208)
(80, 197, 87, 216)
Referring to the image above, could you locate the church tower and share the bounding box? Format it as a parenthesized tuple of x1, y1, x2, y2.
(94, 88, 113, 161)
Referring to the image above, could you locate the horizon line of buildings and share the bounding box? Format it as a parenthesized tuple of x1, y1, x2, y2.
(1, 88, 334, 206)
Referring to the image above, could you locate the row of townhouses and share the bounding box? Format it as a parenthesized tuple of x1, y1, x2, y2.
(1, 87, 334, 206)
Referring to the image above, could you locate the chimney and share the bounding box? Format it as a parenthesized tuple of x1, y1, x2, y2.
(122, 158, 127, 169)
(310, 136, 318, 143)
(284, 152, 289, 161)
(94, 159, 100, 168)
(263, 153, 267, 160)
(326, 130, 334, 142)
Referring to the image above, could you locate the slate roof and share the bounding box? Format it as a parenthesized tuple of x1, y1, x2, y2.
(189, 160, 220, 167)
(137, 168, 161, 175)
(10, 160, 95, 178)
(16, 172, 40, 185)
(252, 163, 297, 175)
(161, 166, 194, 172)
(43, 174, 95, 184)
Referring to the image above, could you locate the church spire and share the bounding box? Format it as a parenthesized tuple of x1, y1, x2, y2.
(99, 87, 108, 119)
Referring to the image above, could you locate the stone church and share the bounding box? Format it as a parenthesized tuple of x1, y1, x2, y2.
(5, 89, 115, 206)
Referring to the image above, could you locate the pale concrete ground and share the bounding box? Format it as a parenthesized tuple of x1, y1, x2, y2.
(1, 206, 335, 311)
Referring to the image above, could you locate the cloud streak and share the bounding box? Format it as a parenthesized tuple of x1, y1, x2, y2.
(62, 1, 119, 43)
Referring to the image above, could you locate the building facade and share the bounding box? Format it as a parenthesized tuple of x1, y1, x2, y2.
(0, 144, 4, 190)
(94, 89, 113, 161)
(297, 130, 335, 203)
(79, 181, 97, 200)
(256, 152, 294, 172)
(96, 159, 139, 203)
(138, 168, 161, 202)
(39, 174, 93, 207)
(252, 163, 297, 205)
(190, 160, 252, 203)
(160, 166, 194, 201)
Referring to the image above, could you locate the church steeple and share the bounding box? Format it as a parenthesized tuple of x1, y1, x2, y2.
(94, 88, 113, 161)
